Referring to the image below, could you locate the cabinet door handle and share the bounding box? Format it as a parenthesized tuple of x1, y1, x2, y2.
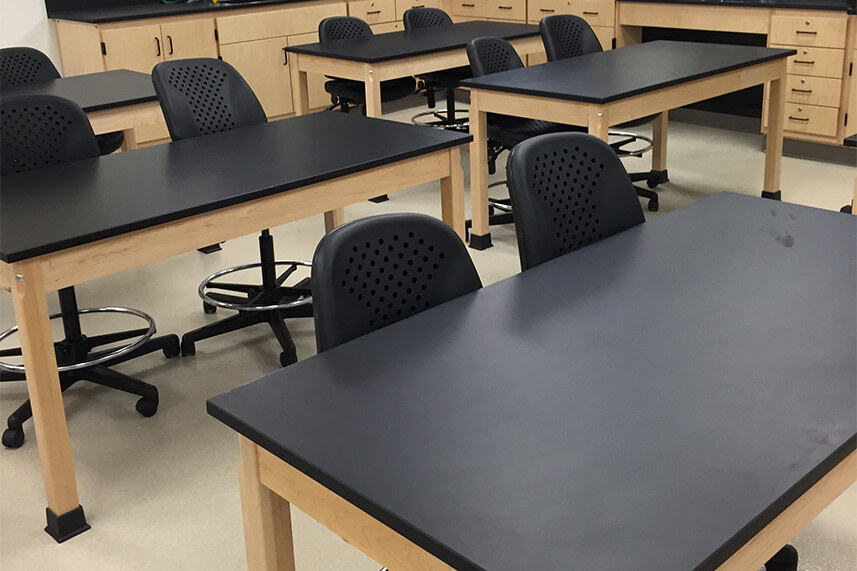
(367, 9, 382, 13)
(793, 60, 815, 64)
(461, 3, 476, 7)
(282, 47, 288, 65)
(155, 37, 161, 57)
(788, 115, 809, 121)
(167, 35, 174, 55)
(540, 8, 555, 12)
(795, 30, 817, 35)
(791, 88, 812, 93)
(499, 5, 513, 9)
(582, 10, 598, 14)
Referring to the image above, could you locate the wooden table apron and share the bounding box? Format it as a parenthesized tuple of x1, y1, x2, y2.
(0, 145, 465, 537)
(85, 100, 164, 150)
(238, 438, 855, 571)
(466, 57, 788, 243)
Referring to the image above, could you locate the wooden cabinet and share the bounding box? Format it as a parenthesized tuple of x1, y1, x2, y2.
(765, 10, 850, 143)
(395, 0, 441, 21)
(527, 0, 614, 49)
(220, 36, 294, 118)
(349, 0, 396, 24)
(100, 18, 217, 73)
(216, 2, 346, 120)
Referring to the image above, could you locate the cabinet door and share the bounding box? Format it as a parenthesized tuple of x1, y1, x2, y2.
(101, 24, 164, 73)
(288, 33, 332, 110)
(161, 19, 218, 61)
(220, 37, 294, 118)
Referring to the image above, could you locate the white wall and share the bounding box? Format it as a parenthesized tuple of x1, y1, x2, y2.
(0, 1, 61, 71)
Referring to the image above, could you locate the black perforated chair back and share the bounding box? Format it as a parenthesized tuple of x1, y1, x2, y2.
(0, 47, 60, 89)
(312, 213, 482, 352)
(539, 15, 603, 61)
(1, 94, 100, 176)
(319, 16, 373, 42)
(506, 133, 645, 270)
(403, 7, 453, 30)
(152, 58, 267, 142)
(467, 37, 524, 77)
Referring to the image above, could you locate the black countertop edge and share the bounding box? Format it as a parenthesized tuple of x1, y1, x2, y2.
(49, 0, 305, 24)
(617, 0, 851, 12)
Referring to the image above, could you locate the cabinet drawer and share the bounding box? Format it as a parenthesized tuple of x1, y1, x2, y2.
(217, 3, 347, 44)
(778, 102, 840, 137)
(769, 15, 847, 49)
(395, 0, 441, 22)
(349, 0, 396, 24)
(527, 0, 613, 27)
(772, 45, 846, 79)
(452, 0, 487, 19)
(784, 75, 841, 108)
(486, 0, 526, 21)
(370, 21, 403, 33)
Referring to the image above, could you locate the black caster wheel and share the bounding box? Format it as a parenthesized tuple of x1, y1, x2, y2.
(181, 339, 196, 357)
(135, 397, 158, 417)
(163, 338, 181, 358)
(280, 350, 297, 367)
(203, 302, 217, 314)
(648, 199, 659, 212)
(2, 426, 24, 448)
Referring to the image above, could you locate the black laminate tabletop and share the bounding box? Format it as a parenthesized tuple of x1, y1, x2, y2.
(208, 192, 857, 571)
(285, 21, 539, 63)
(0, 112, 471, 263)
(461, 40, 796, 104)
(0, 70, 156, 112)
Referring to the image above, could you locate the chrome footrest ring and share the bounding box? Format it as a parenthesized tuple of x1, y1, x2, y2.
(0, 307, 157, 373)
(199, 260, 313, 312)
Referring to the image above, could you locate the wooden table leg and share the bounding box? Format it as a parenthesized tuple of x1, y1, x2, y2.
(10, 261, 90, 542)
(588, 106, 610, 142)
(440, 147, 466, 241)
(239, 436, 296, 571)
(363, 65, 383, 119)
(122, 128, 139, 151)
(324, 209, 346, 233)
(651, 110, 668, 173)
(763, 65, 786, 201)
(468, 91, 491, 250)
(290, 59, 310, 117)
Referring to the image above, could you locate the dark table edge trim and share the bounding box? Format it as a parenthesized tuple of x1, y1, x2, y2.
(206, 400, 484, 571)
(700, 435, 857, 570)
(78, 94, 157, 113)
(460, 45, 797, 104)
(0, 133, 472, 264)
(284, 27, 540, 64)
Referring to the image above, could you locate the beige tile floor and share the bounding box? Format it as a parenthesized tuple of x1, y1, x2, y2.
(1, 105, 855, 570)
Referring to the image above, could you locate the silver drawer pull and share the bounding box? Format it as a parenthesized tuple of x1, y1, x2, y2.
(793, 60, 815, 64)
(791, 88, 812, 93)
(788, 116, 810, 122)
